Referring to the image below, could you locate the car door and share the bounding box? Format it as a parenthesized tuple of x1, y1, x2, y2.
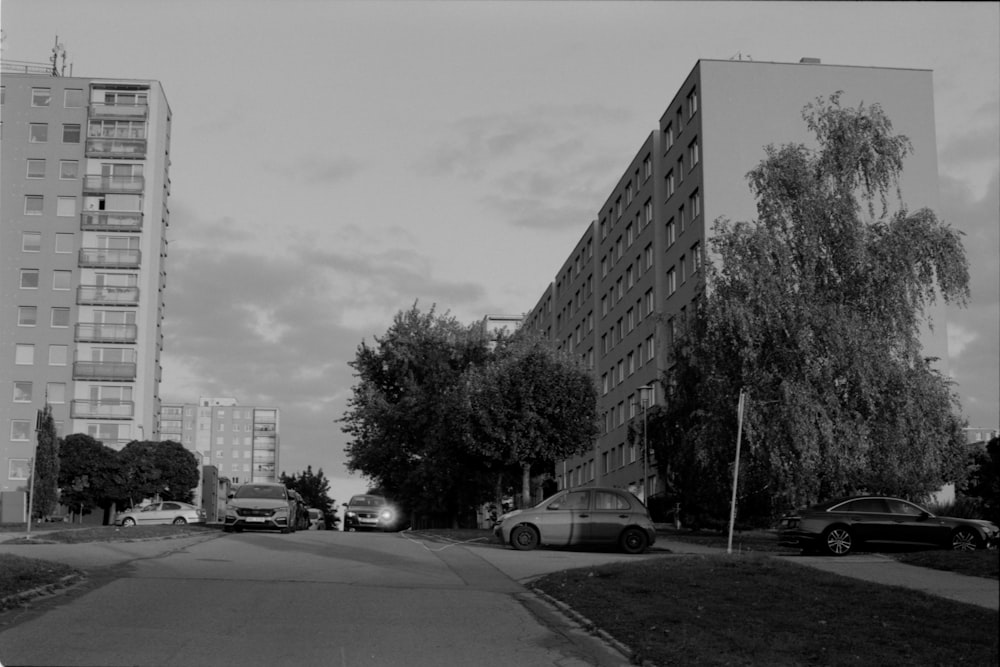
(137, 503, 162, 525)
(581, 490, 633, 545)
(535, 490, 589, 546)
(835, 498, 891, 543)
(886, 499, 947, 545)
(160, 502, 183, 524)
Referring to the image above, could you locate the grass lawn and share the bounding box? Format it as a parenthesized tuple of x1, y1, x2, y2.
(0, 523, 217, 545)
(0, 554, 82, 610)
(532, 554, 997, 666)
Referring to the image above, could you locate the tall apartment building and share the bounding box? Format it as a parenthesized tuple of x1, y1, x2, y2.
(159, 397, 280, 486)
(1, 64, 172, 494)
(524, 59, 945, 501)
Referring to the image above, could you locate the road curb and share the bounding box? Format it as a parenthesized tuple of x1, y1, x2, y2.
(0, 573, 87, 611)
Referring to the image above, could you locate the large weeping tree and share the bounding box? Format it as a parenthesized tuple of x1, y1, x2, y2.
(657, 93, 970, 524)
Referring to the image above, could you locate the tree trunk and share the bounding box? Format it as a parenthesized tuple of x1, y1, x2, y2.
(520, 462, 531, 509)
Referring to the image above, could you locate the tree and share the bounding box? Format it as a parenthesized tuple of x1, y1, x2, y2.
(31, 405, 60, 520)
(118, 440, 200, 507)
(341, 304, 496, 527)
(58, 433, 123, 524)
(656, 93, 970, 525)
(281, 466, 334, 516)
(963, 437, 999, 524)
(464, 332, 599, 508)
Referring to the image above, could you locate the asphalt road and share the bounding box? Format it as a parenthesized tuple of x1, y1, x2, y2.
(0, 530, 663, 667)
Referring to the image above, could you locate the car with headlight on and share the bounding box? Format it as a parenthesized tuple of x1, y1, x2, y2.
(117, 501, 205, 527)
(223, 483, 296, 533)
(492, 487, 656, 554)
(343, 494, 402, 532)
(778, 495, 1000, 556)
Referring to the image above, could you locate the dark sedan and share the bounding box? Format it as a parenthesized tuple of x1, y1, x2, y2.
(779, 496, 1000, 556)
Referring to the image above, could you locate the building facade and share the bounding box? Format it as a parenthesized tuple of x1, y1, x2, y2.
(2, 66, 172, 494)
(159, 397, 280, 487)
(523, 59, 945, 501)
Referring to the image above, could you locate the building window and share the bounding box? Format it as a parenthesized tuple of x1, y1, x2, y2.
(688, 138, 700, 168)
(626, 223, 634, 247)
(692, 242, 702, 273)
(60, 161, 79, 179)
(18, 306, 38, 326)
(14, 381, 33, 403)
(55, 233, 74, 253)
(53, 270, 72, 290)
(664, 122, 674, 151)
(645, 289, 654, 317)
(62, 124, 82, 144)
(20, 269, 40, 289)
(646, 335, 655, 362)
(49, 345, 68, 366)
(677, 156, 684, 183)
(687, 87, 698, 118)
(31, 88, 51, 107)
(690, 189, 701, 220)
(22, 232, 42, 252)
(10, 422, 31, 443)
(25, 196, 44, 215)
(56, 197, 76, 217)
(64, 89, 85, 107)
(9, 459, 31, 479)
(679, 204, 686, 231)
(627, 265, 635, 290)
(46, 383, 66, 404)
(29, 124, 48, 143)
(665, 170, 675, 199)
(616, 197, 622, 219)
(15, 344, 35, 366)
(644, 243, 653, 271)
(667, 267, 676, 295)
(627, 308, 635, 332)
(666, 218, 676, 247)
(27, 159, 46, 179)
(644, 199, 653, 226)
(51, 308, 70, 328)
(681, 254, 687, 283)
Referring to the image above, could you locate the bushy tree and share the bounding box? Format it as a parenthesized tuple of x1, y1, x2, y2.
(464, 332, 599, 507)
(657, 93, 970, 525)
(963, 437, 1000, 524)
(118, 440, 199, 507)
(31, 405, 61, 520)
(341, 304, 495, 527)
(58, 434, 123, 524)
(281, 466, 335, 516)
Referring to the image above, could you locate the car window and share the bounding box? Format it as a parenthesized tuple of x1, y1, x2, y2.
(141, 504, 159, 512)
(548, 491, 589, 510)
(594, 491, 630, 510)
(163, 502, 180, 510)
(886, 500, 925, 516)
(235, 485, 286, 499)
(836, 499, 888, 513)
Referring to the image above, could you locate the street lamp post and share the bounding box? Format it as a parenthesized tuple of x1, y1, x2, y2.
(638, 385, 653, 503)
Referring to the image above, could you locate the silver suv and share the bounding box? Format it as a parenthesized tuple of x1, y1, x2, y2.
(223, 483, 295, 533)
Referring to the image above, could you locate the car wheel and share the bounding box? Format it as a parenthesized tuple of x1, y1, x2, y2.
(619, 527, 648, 554)
(172, 517, 187, 525)
(122, 517, 136, 527)
(510, 524, 539, 551)
(823, 526, 853, 556)
(952, 528, 980, 551)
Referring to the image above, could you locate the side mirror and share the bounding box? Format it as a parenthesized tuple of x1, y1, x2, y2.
(227, 492, 235, 499)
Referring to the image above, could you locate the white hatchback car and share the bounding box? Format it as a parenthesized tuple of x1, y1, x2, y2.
(117, 501, 206, 526)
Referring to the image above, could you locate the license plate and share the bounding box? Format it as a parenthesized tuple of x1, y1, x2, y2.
(246, 517, 266, 523)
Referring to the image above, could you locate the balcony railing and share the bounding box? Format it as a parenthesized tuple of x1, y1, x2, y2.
(83, 175, 145, 194)
(71, 399, 135, 419)
(79, 248, 141, 269)
(81, 210, 143, 232)
(85, 138, 146, 158)
(77, 285, 140, 306)
(73, 361, 137, 381)
(89, 102, 149, 119)
(75, 322, 138, 344)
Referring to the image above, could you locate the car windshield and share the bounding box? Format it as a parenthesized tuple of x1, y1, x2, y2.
(235, 485, 287, 500)
(349, 496, 385, 507)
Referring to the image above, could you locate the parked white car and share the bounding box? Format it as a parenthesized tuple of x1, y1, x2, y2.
(117, 502, 206, 526)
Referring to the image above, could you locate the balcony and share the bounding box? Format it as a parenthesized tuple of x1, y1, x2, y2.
(86, 137, 146, 159)
(81, 210, 144, 232)
(89, 102, 148, 120)
(77, 285, 140, 306)
(73, 361, 137, 381)
(79, 248, 141, 269)
(75, 322, 138, 344)
(71, 399, 135, 419)
(83, 175, 145, 194)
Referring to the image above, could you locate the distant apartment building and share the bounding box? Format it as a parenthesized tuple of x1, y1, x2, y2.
(1, 64, 172, 494)
(159, 397, 280, 486)
(523, 59, 945, 501)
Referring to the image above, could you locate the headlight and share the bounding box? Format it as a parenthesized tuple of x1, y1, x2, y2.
(380, 509, 394, 521)
(346, 511, 356, 518)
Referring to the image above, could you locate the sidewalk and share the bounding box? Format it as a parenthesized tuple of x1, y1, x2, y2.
(653, 535, 999, 611)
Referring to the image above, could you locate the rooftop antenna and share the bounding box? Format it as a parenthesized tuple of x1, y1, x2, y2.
(728, 52, 752, 62)
(51, 35, 69, 76)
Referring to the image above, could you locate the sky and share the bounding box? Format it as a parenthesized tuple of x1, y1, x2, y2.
(4, 2, 998, 506)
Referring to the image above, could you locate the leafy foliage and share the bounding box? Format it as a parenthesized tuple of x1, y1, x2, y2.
(281, 466, 335, 517)
(341, 304, 496, 527)
(58, 434, 122, 522)
(465, 332, 599, 506)
(656, 93, 970, 526)
(962, 437, 1000, 524)
(31, 405, 60, 520)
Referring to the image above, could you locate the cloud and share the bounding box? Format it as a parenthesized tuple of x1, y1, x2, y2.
(264, 154, 365, 185)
